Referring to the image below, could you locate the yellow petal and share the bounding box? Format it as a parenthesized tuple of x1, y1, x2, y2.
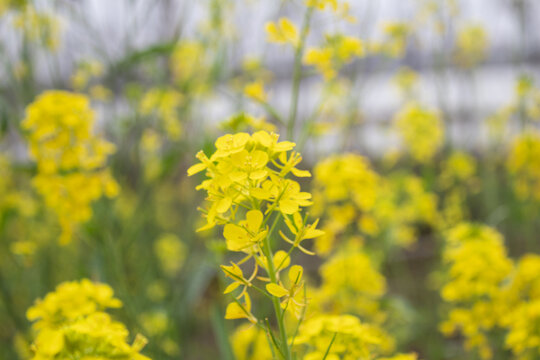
(223, 282, 241, 294)
(293, 212, 303, 229)
(249, 169, 268, 180)
(279, 199, 298, 214)
(273, 250, 291, 272)
(266, 283, 289, 298)
(35, 328, 64, 356)
(288, 265, 303, 284)
(221, 263, 244, 279)
(251, 150, 269, 168)
(216, 197, 232, 213)
(274, 141, 295, 152)
(230, 171, 248, 182)
(225, 302, 248, 320)
(250, 187, 271, 200)
(291, 167, 311, 177)
(187, 162, 206, 176)
(223, 224, 249, 251)
(246, 210, 263, 233)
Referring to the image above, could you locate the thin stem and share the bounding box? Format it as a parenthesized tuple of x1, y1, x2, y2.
(262, 212, 291, 360)
(287, 6, 315, 140)
(321, 333, 338, 360)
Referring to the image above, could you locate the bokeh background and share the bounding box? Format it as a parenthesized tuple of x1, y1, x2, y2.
(0, 0, 539, 359)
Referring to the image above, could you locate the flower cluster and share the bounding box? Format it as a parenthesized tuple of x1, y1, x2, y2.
(311, 154, 381, 254)
(12, 4, 60, 51)
(500, 255, 540, 359)
(265, 18, 299, 47)
(438, 151, 479, 227)
(188, 131, 324, 356)
(230, 324, 272, 360)
(304, 34, 364, 79)
(506, 131, 540, 202)
(310, 248, 387, 322)
(393, 102, 444, 163)
(373, 22, 411, 58)
(140, 88, 184, 140)
(454, 24, 489, 68)
(487, 77, 540, 142)
(440, 222, 540, 359)
(312, 154, 440, 254)
(27, 279, 149, 360)
(22, 91, 119, 244)
(170, 40, 210, 93)
(154, 233, 187, 277)
(295, 314, 415, 360)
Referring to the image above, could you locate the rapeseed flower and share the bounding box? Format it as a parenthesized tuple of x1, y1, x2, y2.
(507, 132, 540, 202)
(26, 279, 150, 360)
(265, 18, 299, 47)
(22, 90, 119, 244)
(394, 102, 444, 163)
(304, 34, 364, 80)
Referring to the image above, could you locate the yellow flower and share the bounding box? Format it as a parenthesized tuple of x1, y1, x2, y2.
(280, 212, 324, 255)
(225, 293, 257, 324)
(304, 47, 335, 79)
(223, 210, 267, 252)
(26, 279, 150, 360)
(22, 90, 118, 244)
(188, 131, 309, 230)
(140, 88, 184, 141)
(154, 233, 187, 276)
(378, 354, 418, 360)
(439, 223, 513, 359)
(189, 130, 317, 330)
(221, 112, 277, 133)
(265, 18, 299, 47)
(394, 102, 444, 163)
(498, 254, 540, 358)
(170, 40, 209, 91)
(244, 80, 268, 102)
(266, 265, 306, 318)
(393, 67, 418, 95)
(295, 314, 395, 359)
(231, 324, 273, 360)
(139, 311, 169, 336)
(311, 249, 386, 320)
(376, 22, 411, 58)
(12, 5, 61, 51)
(455, 24, 488, 68)
(507, 132, 540, 201)
(305, 0, 338, 11)
(304, 34, 364, 79)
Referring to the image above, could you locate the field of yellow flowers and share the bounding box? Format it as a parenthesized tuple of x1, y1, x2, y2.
(1, 0, 539, 359)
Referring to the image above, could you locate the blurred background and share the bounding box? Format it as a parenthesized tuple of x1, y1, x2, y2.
(0, 0, 539, 359)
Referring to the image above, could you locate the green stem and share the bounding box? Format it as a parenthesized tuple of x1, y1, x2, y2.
(287, 6, 314, 140)
(211, 304, 236, 360)
(262, 213, 290, 360)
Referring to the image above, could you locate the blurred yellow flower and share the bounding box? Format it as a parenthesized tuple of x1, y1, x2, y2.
(154, 233, 187, 277)
(244, 80, 268, 102)
(507, 132, 540, 201)
(455, 24, 489, 68)
(394, 102, 444, 163)
(265, 18, 299, 47)
(140, 88, 184, 141)
(304, 34, 364, 80)
(231, 324, 273, 360)
(22, 90, 119, 244)
(26, 279, 150, 360)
